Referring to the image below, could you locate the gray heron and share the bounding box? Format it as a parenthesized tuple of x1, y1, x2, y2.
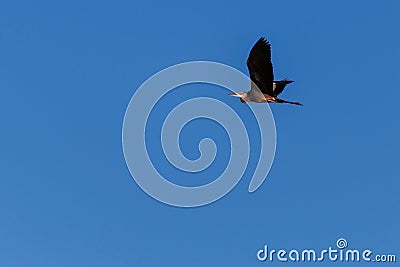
(229, 37, 302, 106)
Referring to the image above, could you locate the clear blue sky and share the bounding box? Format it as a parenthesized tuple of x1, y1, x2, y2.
(1, 0, 399, 266)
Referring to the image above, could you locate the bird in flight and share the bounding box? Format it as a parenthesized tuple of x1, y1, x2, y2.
(229, 37, 302, 106)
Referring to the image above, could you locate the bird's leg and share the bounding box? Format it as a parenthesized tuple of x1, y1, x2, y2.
(277, 98, 303, 106)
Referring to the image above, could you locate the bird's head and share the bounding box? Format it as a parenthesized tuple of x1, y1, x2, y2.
(228, 92, 247, 98)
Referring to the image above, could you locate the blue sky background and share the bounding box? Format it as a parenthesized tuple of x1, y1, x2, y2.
(1, 0, 399, 266)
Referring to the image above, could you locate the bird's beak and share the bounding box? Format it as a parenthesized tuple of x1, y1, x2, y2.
(228, 93, 241, 97)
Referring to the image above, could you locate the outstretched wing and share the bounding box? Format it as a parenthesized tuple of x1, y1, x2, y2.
(273, 79, 294, 96)
(246, 37, 274, 96)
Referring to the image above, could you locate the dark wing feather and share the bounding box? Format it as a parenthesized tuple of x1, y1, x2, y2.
(246, 37, 274, 96)
(273, 79, 294, 96)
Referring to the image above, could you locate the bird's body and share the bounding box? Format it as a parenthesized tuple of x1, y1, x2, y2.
(229, 37, 302, 106)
